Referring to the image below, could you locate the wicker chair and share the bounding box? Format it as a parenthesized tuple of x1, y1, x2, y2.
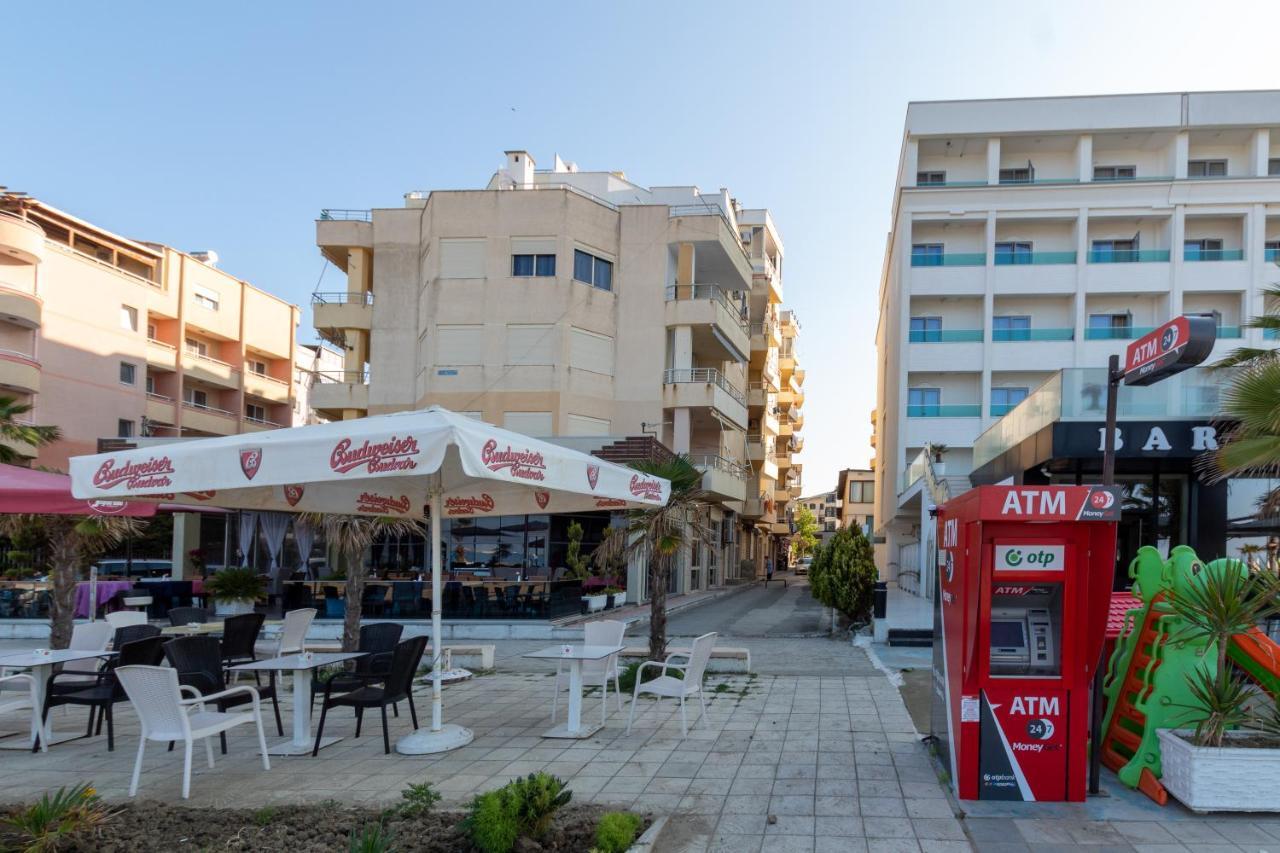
(111, 623, 161, 649)
(163, 635, 283, 752)
(309, 622, 403, 711)
(220, 612, 265, 672)
(41, 636, 165, 751)
(167, 607, 212, 627)
(313, 636, 427, 755)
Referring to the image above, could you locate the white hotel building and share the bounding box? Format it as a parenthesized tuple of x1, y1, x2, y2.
(874, 91, 1280, 618)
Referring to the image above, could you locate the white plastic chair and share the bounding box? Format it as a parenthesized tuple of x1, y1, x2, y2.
(116, 664, 270, 799)
(551, 619, 626, 726)
(0, 673, 45, 753)
(53, 621, 115, 687)
(254, 608, 316, 659)
(105, 610, 148, 629)
(625, 631, 717, 737)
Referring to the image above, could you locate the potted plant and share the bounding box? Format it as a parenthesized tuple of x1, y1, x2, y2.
(566, 521, 607, 612)
(925, 442, 947, 475)
(204, 566, 267, 617)
(603, 586, 626, 609)
(1157, 558, 1280, 812)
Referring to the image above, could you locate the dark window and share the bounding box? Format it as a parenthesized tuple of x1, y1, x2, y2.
(574, 250, 594, 283)
(246, 404, 266, 422)
(573, 249, 613, 291)
(119, 362, 136, 385)
(909, 316, 942, 343)
(535, 254, 556, 276)
(1093, 165, 1136, 181)
(999, 167, 1033, 184)
(994, 241, 1033, 264)
(117, 419, 134, 438)
(993, 315, 1031, 341)
(1270, 158, 1280, 177)
(916, 171, 946, 186)
(512, 254, 556, 277)
(1187, 159, 1227, 178)
(907, 387, 940, 417)
(991, 387, 1029, 415)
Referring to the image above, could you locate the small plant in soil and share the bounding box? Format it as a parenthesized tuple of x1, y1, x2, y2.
(348, 821, 394, 853)
(1, 782, 112, 852)
(592, 811, 642, 853)
(464, 773, 572, 853)
(396, 781, 442, 817)
(712, 682, 732, 694)
(251, 806, 277, 827)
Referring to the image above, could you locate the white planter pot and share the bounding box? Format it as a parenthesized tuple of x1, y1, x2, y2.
(581, 594, 607, 613)
(1157, 728, 1280, 812)
(213, 598, 256, 617)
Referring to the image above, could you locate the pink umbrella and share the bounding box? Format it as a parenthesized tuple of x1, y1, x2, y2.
(0, 463, 157, 517)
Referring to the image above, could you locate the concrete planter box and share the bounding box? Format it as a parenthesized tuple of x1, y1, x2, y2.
(1157, 728, 1280, 812)
(213, 599, 256, 618)
(582, 594, 608, 613)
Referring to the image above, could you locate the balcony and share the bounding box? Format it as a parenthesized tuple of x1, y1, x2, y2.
(310, 370, 370, 416)
(770, 521, 792, 536)
(910, 253, 986, 268)
(691, 454, 749, 502)
(992, 328, 1075, 342)
(146, 338, 178, 371)
(181, 401, 237, 435)
(751, 256, 783, 304)
(750, 319, 781, 355)
(182, 351, 241, 389)
(1083, 326, 1156, 341)
(316, 212, 373, 269)
(778, 415, 793, 437)
(1087, 249, 1170, 264)
(0, 286, 41, 329)
(664, 285, 750, 361)
(313, 291, 373, 346)
(242, 415, 286, 433)
(0, 350, 40, 394)
(742, 496, 777, 524)
(1217, 325, 1242, 339)
(662, 368, 748, 429)
(774, 488, 791, 506)
(993, 251, 1077, 266)
(0, 214, 46, 265)
(907, 403, 981, 418)
(909, 329, 983, 343)
(144, 393, 177, 425)
(243, 369, 291, 404)
(1182, 248, 1244, 262)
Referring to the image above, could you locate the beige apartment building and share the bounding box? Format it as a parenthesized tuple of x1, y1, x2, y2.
(0, 192, 300, 470)
(310, 151, 805, 592)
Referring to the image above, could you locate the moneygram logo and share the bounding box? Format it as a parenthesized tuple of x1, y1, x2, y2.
(330, 436, 419, 474)
(93, 456, 175, 491)
(481, 439, 546, 481)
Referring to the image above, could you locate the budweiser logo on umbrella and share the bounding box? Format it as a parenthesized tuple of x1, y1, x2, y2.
(445, 494, 495, 516)
(330, 435, 420, 474)
(92, 456, 175, 490)
(629, 474, 663, 501)
(481, 439, 546, 481)
(355, 491, 412, 514)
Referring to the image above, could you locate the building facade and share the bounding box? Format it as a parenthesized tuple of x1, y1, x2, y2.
(800, 490, 842, 543)
(292, 342, 344, 426)
(0, 193, 300, 470)
(874, 91, 1280, 609)
(310, 150, 805, 594)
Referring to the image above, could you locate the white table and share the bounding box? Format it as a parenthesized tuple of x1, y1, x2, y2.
(523, 644, 624, 739)
(231, 652, 366, 756)
(0, 649, 116, 750)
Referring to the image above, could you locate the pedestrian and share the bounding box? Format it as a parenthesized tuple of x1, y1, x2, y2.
(766, 556, 774, 585)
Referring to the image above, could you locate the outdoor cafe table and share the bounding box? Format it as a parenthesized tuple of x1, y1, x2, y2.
(230, 652, 366, 756)
(522, 644, 624, 740)
(0, 648, 116, 750)
(74, 580, 133, 618)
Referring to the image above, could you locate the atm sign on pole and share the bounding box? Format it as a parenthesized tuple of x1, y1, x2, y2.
(1122, 315, 1217, 387)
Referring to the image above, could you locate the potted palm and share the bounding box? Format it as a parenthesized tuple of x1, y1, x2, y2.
(204, 566, 267, 617)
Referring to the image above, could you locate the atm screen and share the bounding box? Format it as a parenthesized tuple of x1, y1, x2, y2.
(990, 620, 1026, 648)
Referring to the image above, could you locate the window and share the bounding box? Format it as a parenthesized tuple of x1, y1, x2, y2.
(1270, 158, 1280, 177)
(439, 239, 486, 278)
(573, 249, 613, 291)
(994, 241, 1033, 264)
(1093, 165, 1136, 181)
(120, 305, 138, 331)
(909, 316, 942, 343)
(1187, 159, 1227, 178)
(1089, 313, 1132, 339)
(916, 171, 946, 186)
(1090, 239, 1137, 262)
(146, 322, 157, 341)
(246, 403, 266, 422)
(117, 419, 134, 439)
(993, 315, 1031, 341)
(145, 375, 155, 395)
(1184, 238, 1224, 260)
(193, 285, 220, 311)
(511, 254, 556, 277)
(247, 359, 267, 375)
(999, 167, 1033, 184)
(849, 480, 874, 504)
(991, 387, 1029, 416)
(119, 362, 136, 385)
(569, 327, 614, 375)
(185, 388, 208, 408)
(907, 387, 940, 417)
(185, 337, 208, 357)
(911, 243, 943, 266)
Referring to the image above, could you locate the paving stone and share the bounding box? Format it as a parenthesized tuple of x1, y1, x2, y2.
(815, 815, 865, 837)
(860, 797, 909, 818)
(863, 816, 917, 839)
(769, 795, 817, 816)
(910, 818, 966, 841)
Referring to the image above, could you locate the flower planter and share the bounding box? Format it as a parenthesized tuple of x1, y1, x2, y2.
(1157, 728, 1280, 812)
(214, 598, 256, 617)
(581, 594, 608, 613)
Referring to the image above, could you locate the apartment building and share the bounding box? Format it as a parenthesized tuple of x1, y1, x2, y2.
(292, 342, 344, 426)
(874, 90, 1280, 610)
(800, 490, 841, 543)
(0, 192, 300, 469)
(311, 150, 805, 593)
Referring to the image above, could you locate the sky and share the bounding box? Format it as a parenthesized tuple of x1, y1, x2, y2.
(6, 0, 1280, 496)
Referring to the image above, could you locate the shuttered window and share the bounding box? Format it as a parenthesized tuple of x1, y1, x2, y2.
(567, 414, 611, 436)
(506, 324, 555, 365)
(436, 325, 483, 365)
(503, 411, 553, 436)
(439, 239, 486, 278)
(569, 327, 614, 375)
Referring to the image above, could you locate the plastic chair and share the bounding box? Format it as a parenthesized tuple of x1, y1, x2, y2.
(163, 635, 283, 748)
(220, 612, 265, 671)
(167, 607, 211, 627)
(312, 636, 427, 755)
(255, 608, 316, 659)
(105, 610, 147, 629)
(552, 619, 626, 726)
(0, 673, 44, 753)
(116, 664, 270, 799)
(309, 622, 404, 710)
(41, 636, 165, 751)
(47, 621, 114, 696)
(625, 631, 717, 737)
(111, 623, 161, 649)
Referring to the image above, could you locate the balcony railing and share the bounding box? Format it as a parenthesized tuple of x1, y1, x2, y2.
(244, 415, 285, 427)
(318, 209, 372, 222)
(907, 403, 981, 418)
(1266, 247, 1280, 263)
(663, 284, 749, 333)
(181, 401, 236, 417)
(245, 369, 289, 387)
(994, 251, 1077, 266)
(998, 176, 1081, 186)
(1083, 326, 1156, 341)
(909, 329, 982, 343)
(312, 291, 374, 305)
(662, 368, 746, 406)
(914, 179, 987, 188)
(911, 253, 986, 268)
(1087, 249, 1170, 263)
(315, 369, 370, 384)
(146, 337, 176, 350)
(690, 454, 749, 480)
(1183, 248, 1244, 262)
(146, 392, 173, 403)
(993, 328, 1075, 342)
(1217, 325, 1242, 339)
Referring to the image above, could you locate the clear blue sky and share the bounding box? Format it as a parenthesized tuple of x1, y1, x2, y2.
(6, 0, 1280, 494)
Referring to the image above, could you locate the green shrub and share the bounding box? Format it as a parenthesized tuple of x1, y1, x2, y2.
(251, 805, 277, 827)
(396, 781, 441, 817)
(808, 527, 877, 623)
(348, 822, 394, 853)
(616, 660, 678, 693)
(2, 783, 112, 853)
(593, 811, 643, 853)
(463, 773, 572, 853)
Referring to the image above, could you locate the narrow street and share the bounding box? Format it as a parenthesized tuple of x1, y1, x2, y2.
(666, 575, 826, 639)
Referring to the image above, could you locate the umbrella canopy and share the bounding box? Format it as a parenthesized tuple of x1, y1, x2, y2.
(69, 406, 671, 754)
(0, 462, 157, 517)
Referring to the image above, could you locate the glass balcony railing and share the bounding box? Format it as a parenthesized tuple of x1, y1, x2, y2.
(1087, 249, 1170, 264)
(1083, 326, 1155, 341)
(1217, 325, 1243, 339)
(901, 448, 928, 493)
(994, 251, 1077, 266)
(990, 402, 1022, 417)
(908, 329, 983, 343)
(911, 253, 986, 268)
(992, 328, 1075, 342)
(1183, 248, 1244, 262)
(998, 177, 1081, 186)
(1265, 328, 1280, 340)
(1091, 175, 1174, 183)
(1266, 248, 1280, 262)
(907, 404, 981, 418)
(914, 179, 988, 188)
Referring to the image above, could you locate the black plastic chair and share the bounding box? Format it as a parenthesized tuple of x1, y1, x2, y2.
(309, 622, 404, 710)
(111, 623, 161, 649)
(163, 635, 283, 752)
(41, 636, 165, 752)
(220, 612, 265, 672)
(167, 606, 211, 627)
(312, 635, 427, 755)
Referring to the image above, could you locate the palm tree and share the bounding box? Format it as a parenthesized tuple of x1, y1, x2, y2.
(1202, 359, 1280, 517)
(1213, 284, 1280, 370)
(0, 395, 60, 464)
(304, 514, 425, 652)
(594, 455, 710, 662)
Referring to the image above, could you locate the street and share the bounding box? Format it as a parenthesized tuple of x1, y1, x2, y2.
(667, 575, 826, 639)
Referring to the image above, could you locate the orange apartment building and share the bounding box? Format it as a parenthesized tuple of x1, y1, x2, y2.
(0, 191, 300, 469)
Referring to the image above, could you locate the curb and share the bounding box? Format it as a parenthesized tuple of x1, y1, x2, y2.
(628, 815, 668, 852)
(626, 582, 757, 627)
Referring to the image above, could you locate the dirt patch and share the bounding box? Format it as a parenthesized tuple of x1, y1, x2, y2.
(0, 802, 650, 852)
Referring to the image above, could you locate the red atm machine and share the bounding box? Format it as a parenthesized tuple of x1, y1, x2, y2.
(931, 485, 1119, 802)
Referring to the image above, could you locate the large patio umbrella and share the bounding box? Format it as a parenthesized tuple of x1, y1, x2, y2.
(68, 406, 670, 753)
(0, 463, 158, 517)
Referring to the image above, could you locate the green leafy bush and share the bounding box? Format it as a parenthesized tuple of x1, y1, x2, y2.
(348, 821, 394, 853)
(593, 811, 642, 853)
(807, 526, 877, 623)
(464, 773, 572, 853)
(205, 566, 267, 602)
(2, 782, 112, 852)
(396, 781, 441, 817)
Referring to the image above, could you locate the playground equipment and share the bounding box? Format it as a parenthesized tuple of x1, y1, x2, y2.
(1099, 545, 1280, 804)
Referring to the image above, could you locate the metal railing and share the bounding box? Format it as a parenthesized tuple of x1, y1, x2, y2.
(914, 179, 987, 188)
(690, 454, 750, 480)
(662, 368, 746, 406)
(1086, 249, 1170, 263)
(315, 369, 370, 384)
(911, 252, 986, 267)
(998, 176, 1081, 186)
(318, 209, 372, 222)
(244, 415, 285, 427)
(663, 284, 749, 334)
(312, 291, 375, 305)
(182, 401, 236, 418)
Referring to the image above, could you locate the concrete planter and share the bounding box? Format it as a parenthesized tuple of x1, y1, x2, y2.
(582, 594, 608, 613)
(213, 599, 256, 618)
(1157, 728, 1280, 812)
